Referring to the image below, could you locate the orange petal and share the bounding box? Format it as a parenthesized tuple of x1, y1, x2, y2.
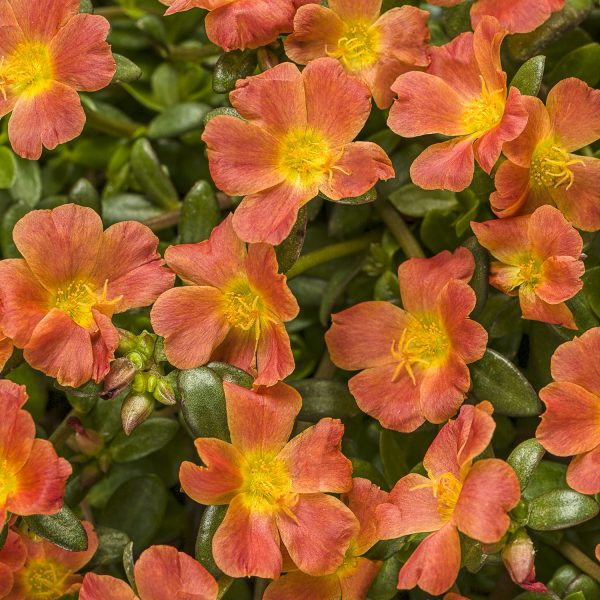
(180, 439, 244, 505)
(567, 445, 600, 495)
(453, 459, 520, 543)
(329, 0, 381, 22)
(8, 0, 79, 40)
(340, 557, 382, 600)
(278, 418, 352, 494)
(303, 57, 371, 147)
(551, 328, 600, 394)
(377, 6, 430, 67)
(79, 573, 137, 600)
(223, 381, 301, 455)
(150, 286, 229, 370)
(397, 524, 461, 595)
(528, 205, 583, 260)
(212, 327, 258, 379)
(471, 0, 565, 34)
(519, 288, 577, 329)
(264, 570, 340, 600)
(0, 381, 33, 474)
(538, 382, 600, 456)
(377, 473, 445, 538)
(90, 310, 120, 384)
(277, 493, 358, 576)
(471, 215, 530, 265)
(536, 257, 583, 304)
(346, 478, 388, 555)
(472, 16, 508, 95)
(213, 495, 282, 578)
(254, 320, 296, 386)
(135, 545, 218, 600)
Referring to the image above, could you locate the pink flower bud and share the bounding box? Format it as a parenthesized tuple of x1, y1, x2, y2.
(502, 530, 547, 593)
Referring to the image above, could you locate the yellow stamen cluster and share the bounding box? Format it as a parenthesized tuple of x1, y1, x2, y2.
(514, 256, 543, 291)
(462, 76, 505, 136)
(412, 471, 463, 522)
(21, 560, 70, 600)
(240, 453, 296, 515)
(327, 20, 380, 72)
(530, 143, 584, 190)
(336, 542, 360, 576)
(53, 280, 120, 329)
(0, 41, 54, 100)
(222, 280, 273, 336)
(0, 460, 16, 504)
(390, 317, 450, 384)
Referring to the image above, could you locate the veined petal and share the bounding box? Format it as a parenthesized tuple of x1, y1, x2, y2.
(329, 0, 381, 22)
(519, 288, 576, 329)
(528, 205, 583, 260)
(212, 327, 258, 379)
(490, 161, 547, 219)
(0, 382, 33, 474)
(340, 557, 382, 600)
(471, 0, 566, 34)
(472, 16, 507, 95)
(347, 478, 388, 555)
(551, 328, 600, 394)
(254, 320, 296, 386)
(567, 446, 600, 495)
(536, 257, 583, 304)
(7, 0, 79, 40)
(79, 573, 136, 600)
(264, 571, 340, 600)
(377, 6, 430, 67)
(471, 215, 529, 265)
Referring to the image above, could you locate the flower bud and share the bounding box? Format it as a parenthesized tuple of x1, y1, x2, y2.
(502, 530, 547, 593)
(66, 417, 104, 456)
(257, 47, 279, 71)
(101, 357, 137, 399)
(153, 378, 176, 406)
(121, 392, 154, 435)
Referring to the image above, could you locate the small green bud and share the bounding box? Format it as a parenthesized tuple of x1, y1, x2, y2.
(121, 392, 154, 435)
(153, 378, 176, 406)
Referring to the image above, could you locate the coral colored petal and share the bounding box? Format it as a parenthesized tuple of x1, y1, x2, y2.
(205, 0, 295, 51)
(503, 96, 551, 168)
(180, 439, 244, 505)
(377, 473, 445, 538)
(8, 0, 79, 40)
(90, 310, 120, 384)
(528, 205, 583, 260)
(377, 6, 430, 66)
(264, 571, 340, 600)
(303, 58, 372, 147)
(23, 309, 94, 388)
(340, 558, 382, 600)
(549, 157, 600, 232)
(453, 459, 520, 543)
(213, 495, 282, 578)
(284, 5, 344, 65)
(410, 137, 475, 192)
(538, 381, 600, 455)
(9, 439, 71, 517)
(471, 216, 529, 265)
(450, 319, 489, 364)
(551, 328, 600, 393)
(474, 87, 528, 174)
(164, 215, 246, 288)
(277, 493, 358, 576)
(519, 288, 576, 329)
(254, 321, 295, 386)
(349, 365, 424, 433)
(223, 381, 301, 455)
(326, 301, 409, 370)
(490, 161, 547, 218)
(42, 521, 98, 572)
(397, 525, 461, 595)
(0, 529, 27, 572)
(13, 204, 103, 290)
(135, 545, 218, 600)
(151, 286, 229, 369)
(567, 445, 600, 495)
(50, 13, 115, 91)
(347, 478, 388, 554)
(473, 16, 508, 94)
(329, 0, 381, 22)
(536, 256, 583, 304)
(398, 247, 475, 314)
(363, 57, 410, 110)
(548, 78, 600, 151)
(321, 141, 394, 200)
(230, 62, 307, 133)
(211, 326, 258, 378)
(79, 573, 137, 600)
(0, 382, 34, 474)
(278, 418, 352, 494)
(233, 181, 315, 245)
(203, 116, 283, 197)
(471, 0, 565, 34)
(9, 83, 85, 160)
(389, 72, 469, 137)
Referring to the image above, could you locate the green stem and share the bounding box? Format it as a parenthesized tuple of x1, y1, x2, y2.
(49, 409, 80, 447)
(557, 540, 600, 583)
(216, 576, 234, 600)
(286, 231, 380, 280)
(375, 198, 425, 258)
(168, 44, 221, 62)
(253, 578, 268, 600)
(143, 209, 181, 231)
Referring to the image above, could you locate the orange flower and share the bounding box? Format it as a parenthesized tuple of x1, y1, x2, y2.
(537, 327, 600, 495)
(326, 248, 488, 432)
(491, 78, 600, 231)
(79, 545, 218, 600)
(0, 522, 98, 599)
(150, 215, 298, 386)
(285, 0, 430, 109)
(428, 0, 565, 34)
(471, 206, 584, 329)
(377, 402, 520, 596)
(160, 0, 317, 52)
(179, 382, 357, 579)
(0, 0, 115, 159)
(387, 16, 527, 192)
(0, 204, 175, 388)
(0, 380, 71, 531)
(264, 477, 387, 600)
(202, 58, 394, 244)
(0, 530, 26, 598)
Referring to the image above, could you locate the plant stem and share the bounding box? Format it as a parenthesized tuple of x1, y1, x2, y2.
(253, 578, 268, 600)
(375, 198, 425, 258)
(216, 576, 234, 599)
(286, 231, 380, 279)
(49, 409, 80, 446)
(143, 209, 182, 231)
(557, 540, 600, 582)
(168, 44, 221, 62)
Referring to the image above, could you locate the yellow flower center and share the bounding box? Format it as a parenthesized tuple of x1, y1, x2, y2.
(336, 542, 360, 577)
(516, 256, 542, 290)
(278, 128, 334, 187)
(222, 280, 270, 335)
(328, 19, 380, 71)
(461, 77, 505, 136)
(52, 280, 120, 329)
(20, 560, 71, 600)
(240, 452, 296, 514)
(530, 141, 584, 190)
(390, 316, 450, 384)
(413, 471, 463, 522)
(0, 41, 54, 99)
(0, 460, 17, 505)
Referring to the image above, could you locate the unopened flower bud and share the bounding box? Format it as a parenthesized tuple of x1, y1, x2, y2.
(502, 530, 547, 593)
(153, 378, 176, 406)
(101, 357, 137, 399)
(117, 328, 138, 354)
(66, 417, 104, 456)
(121, 392, 154, 435)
